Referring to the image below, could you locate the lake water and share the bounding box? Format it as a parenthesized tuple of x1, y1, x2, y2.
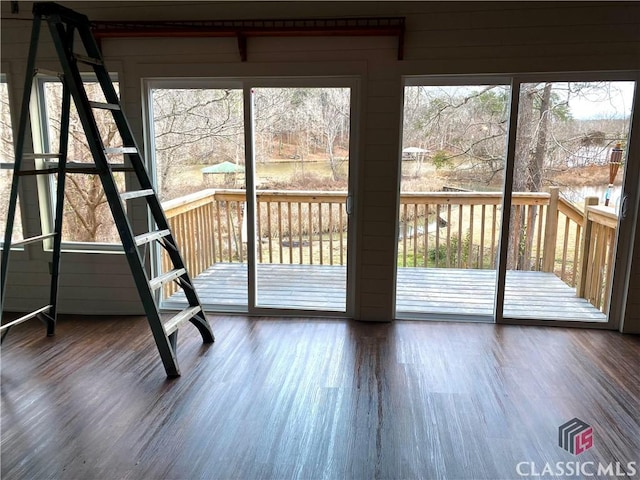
(561, 185, 622, 210)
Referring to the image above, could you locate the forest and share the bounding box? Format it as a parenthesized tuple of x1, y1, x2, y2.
(0, 80, 634, 244)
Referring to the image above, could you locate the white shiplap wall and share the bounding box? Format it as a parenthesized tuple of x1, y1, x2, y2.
(1, 1, 639, 331)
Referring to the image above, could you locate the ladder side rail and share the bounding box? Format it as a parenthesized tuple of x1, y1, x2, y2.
(1, 16, 43, 310)
(46, 19, 182, 376)
(33, 3, 90, 27)
(77, 26, 213, 341)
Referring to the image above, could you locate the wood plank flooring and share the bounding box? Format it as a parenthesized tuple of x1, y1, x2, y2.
(1, 314, 638, 479)
(167, 263, 607, 321)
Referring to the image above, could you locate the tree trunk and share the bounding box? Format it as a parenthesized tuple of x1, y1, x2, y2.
(507, 84, 536, 269)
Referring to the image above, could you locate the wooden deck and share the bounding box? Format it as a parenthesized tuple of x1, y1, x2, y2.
(166, 264, 607, 322)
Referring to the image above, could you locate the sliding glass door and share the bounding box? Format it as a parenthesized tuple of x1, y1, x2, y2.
(148, 80, 248, 311)
(397, 74, 638, 327)
(247, 84, 354, 313)
(148, 78, 356, 315)
(502, 78, 637, 324)
(395, 79, 510, 320)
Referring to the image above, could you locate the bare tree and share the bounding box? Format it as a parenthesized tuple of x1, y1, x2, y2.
(0, 81, 19, 240)
(44, 82, 123, 242)
(152, 88, 244, 199)
(315, 89, 350, 182)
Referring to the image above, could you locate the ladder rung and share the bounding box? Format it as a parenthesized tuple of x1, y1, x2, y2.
(121, 189, 154, 201)
(89, 101, 120, 110)
(135, 229, 171, 246)
(74, 53, 103, 66)
(11, 233, 57, 247)
(109, 164, 136, 173)
(63, 162, 135, 174)
(16, 168, 57, 176)
(105, 147, 137, 155)
(0, 305, 52, 333)
(34, 68, 62, 78)
(149, 268, 187, 291)
(22, 153, 62, 159)
(163, 306, 202, 336)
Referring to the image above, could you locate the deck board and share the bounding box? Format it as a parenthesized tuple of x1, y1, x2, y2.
(166, 263, 607, 321)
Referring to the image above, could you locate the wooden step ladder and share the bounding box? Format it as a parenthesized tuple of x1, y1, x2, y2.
(0, 2, 214, 377)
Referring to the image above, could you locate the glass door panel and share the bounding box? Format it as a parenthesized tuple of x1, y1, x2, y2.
(504, 80, 635, 321)
(150, 86, 246, 310)
(251, 87, 350, 312)
(396, 82, 510, 320)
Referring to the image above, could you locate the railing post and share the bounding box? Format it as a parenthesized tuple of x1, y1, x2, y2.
(577, 196, 599, 298)
(542, 186, 559, 272)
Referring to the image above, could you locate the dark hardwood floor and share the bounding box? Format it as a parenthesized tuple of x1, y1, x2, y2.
(1, 314, 639, 479)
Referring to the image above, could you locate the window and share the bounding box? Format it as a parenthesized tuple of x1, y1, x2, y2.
(0, 75, 23, 244)
(36, 75, 123, 245)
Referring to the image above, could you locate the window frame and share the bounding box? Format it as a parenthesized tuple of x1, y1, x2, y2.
(0, 72, 25, 249)
(34, 72, 125, 252)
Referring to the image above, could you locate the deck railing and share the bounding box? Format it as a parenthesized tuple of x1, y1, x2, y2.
(160, 187, 618, 311)
(578, 202, 618, 311)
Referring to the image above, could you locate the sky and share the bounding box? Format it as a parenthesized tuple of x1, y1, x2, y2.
(565, 81, 636, 120)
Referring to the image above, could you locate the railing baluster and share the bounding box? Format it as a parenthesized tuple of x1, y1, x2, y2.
(423, 204, 428, 267)
(226, 202, 233, 262)
(561, 215, 570, 281)
(288, 201, 293, 265)
(328, 202, 333, 265)
(572, 224, 581, 287)
(216, 198, 223, 263)
(446, 204, 452, 268)
(400, 203, 406, 267)
(257, 199, 263, 263)
(308, 202, 313, 265)
(318, 203, 324, 265)
(278, 202, 283, 264)
(423, 203, 429, 267)
(435, 204, 440, 268)
(266, 201, 273, 264)
(480, 205, 486, 268)
(339, 202, 344, 266)
(543, 187, 560, 272)
(513, 205, 522, 268)
(491, 204, 497, 268)
(234, 202, 242, 263)
(603, 227, 616, 312)
(196, 206, 203, 273)
(181, 212, 189, 272)
(593, 225, 605, 308)
(413, 203, 418, 267)
(457, 205, 463, 269)
(526, 205, 535, 271)
(469, 204, 474, 269)
(535, 205, 544, 270)
(298, 202, 303, 265)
